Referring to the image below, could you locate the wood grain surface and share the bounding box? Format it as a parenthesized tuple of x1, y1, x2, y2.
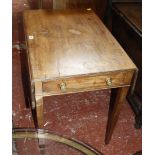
(24, 10, 137, 136)
(23, 9, 136, 82)
(42, 70, 134, 96)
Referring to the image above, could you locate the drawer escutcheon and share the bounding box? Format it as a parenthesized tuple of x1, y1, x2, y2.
(59, 82, 67, 92)
(106, 78, 112, 86)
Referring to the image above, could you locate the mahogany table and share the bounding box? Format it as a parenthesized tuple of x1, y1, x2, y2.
(23, 9, 137, 144)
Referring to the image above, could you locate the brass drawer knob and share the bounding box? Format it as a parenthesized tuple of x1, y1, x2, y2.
(60, 82, 66, 92)
(106, 78, 112, 86)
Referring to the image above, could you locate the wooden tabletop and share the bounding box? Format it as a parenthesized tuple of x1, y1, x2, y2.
(23, 9, 136, 82)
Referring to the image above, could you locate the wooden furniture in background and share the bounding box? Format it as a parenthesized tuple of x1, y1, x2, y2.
(38, 0, 107, 20)
(112, 2, 142, 128)
(23, 9, 137, 144)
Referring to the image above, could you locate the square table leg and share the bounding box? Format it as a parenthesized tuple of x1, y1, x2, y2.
(36, 95, 44, 128)
(35, 86, 130, 144)
(105, 86, 129, 144)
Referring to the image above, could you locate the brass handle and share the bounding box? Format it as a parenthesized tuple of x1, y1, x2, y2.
(106, 78, 112, 86)
(60, 82, 66, 92)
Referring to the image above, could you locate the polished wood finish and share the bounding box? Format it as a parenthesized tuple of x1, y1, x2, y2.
(23, 9, 136, 81)
(42, 71, 134, 96)
(23, 9, 137, 144)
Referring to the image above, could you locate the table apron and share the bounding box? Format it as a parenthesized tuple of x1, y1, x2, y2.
(39, 70, 134, 96)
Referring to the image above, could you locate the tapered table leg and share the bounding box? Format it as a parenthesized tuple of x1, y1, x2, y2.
(36, 96, 44, 128)
(105, 86, 129, 144)
(36, 96, 45, 150)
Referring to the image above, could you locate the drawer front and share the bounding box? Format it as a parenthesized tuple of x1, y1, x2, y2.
(42, 71, 134, 96)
